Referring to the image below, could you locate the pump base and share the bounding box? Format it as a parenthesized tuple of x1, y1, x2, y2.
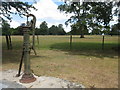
(20, 73, 36, 83)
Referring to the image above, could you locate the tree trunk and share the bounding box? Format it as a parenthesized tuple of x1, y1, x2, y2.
(80, 26, 85, 38)
(5, 35, 10, 50)
(80, 34, 84, 38)
(80, 3, 85, 38)
(8, 35, 12, 49)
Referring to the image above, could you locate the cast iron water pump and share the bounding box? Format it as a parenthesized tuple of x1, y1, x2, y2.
(16, 14, 37, 83)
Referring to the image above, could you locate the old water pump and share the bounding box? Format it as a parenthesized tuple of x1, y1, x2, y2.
(16, 14, 37, 83)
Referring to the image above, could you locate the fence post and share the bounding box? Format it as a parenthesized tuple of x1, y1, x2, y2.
(70, 35, 72, 50)
(102, 35, 104, 50)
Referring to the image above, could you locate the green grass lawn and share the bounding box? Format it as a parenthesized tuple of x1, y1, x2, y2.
(1, 35, 119, 88)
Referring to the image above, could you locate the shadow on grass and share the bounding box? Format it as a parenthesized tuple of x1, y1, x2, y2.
(2, 49, 22, 64)
(2, 41, 47, 64)
(30, 55, 49, 59)
(2, 41, 119, 64)
(50, 42, 119, 59)
(2, 40, 23, 64)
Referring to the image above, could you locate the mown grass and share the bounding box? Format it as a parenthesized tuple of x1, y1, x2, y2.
(1, 35, 119, 88)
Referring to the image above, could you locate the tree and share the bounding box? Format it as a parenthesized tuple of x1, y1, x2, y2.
(35, 28, 40, 35)
(90, 24, 102, 35)
(92, 29, 101, 35)
(49, 24, 66, 35)
(89, 2, 113, 31)
(2, 20, 10, 35)
(1, 1, 36, 21)
(2, 20, 12, 49)
(57, 24, 66, 35)
(39, 21, 49, 35)
(113, 1, 120, 36)
(1, 1, 36, 50)
(12, 27, 23, 35)
(58, 1, 89, 38)
(71, 23, 80, 35)
(111, 23, 120, 35)
(114, 1, 120, 23)
(49, 25, 58, 35)
(58, 1, 113, 38)
(71, 22, 89, 35)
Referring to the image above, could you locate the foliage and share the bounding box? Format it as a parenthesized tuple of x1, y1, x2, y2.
(3, 21, 66, 35)
(58, 24, 66, 35)
(110, 23, 120, 35)
(89, 2, 113, 26)
(11, 27, 23, 35)
(49, 25, 58, 35)
(1, 1, 36, 21)
(35, 21, 49, 35)
(49, 24, 66, 35)
(2, 20, 10, 35)
(35, 22, 66, 35)
(70, 22, 89, 35)
(58, 1, 114, 37)
(58, 2, 88, 38)
(113, 1, 120, 22)
(2, 20, 12, 49)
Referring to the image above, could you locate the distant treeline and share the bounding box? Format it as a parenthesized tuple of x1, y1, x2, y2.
(68, 23, 120, 35)
(2, 21, 120, 36)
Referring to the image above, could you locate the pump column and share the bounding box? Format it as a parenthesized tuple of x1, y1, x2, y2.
(20, 26, 36, 83)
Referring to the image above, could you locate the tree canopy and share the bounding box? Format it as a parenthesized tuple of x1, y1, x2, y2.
(35, 21, 66, 35)
(39, 21, 49, 35)
(111, 23, 120, 35)
(2, 20, 10, 35)
(49, 24, 66, 35)
(0, 1, 36, 21)
(58, 1, 117, 37)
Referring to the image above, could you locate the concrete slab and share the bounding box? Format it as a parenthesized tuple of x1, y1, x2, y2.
(0, 69, 85, 89)
(0, 80, 26, 90)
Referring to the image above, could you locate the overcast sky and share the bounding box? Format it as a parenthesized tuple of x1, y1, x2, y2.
(9, 0, 118, 32)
